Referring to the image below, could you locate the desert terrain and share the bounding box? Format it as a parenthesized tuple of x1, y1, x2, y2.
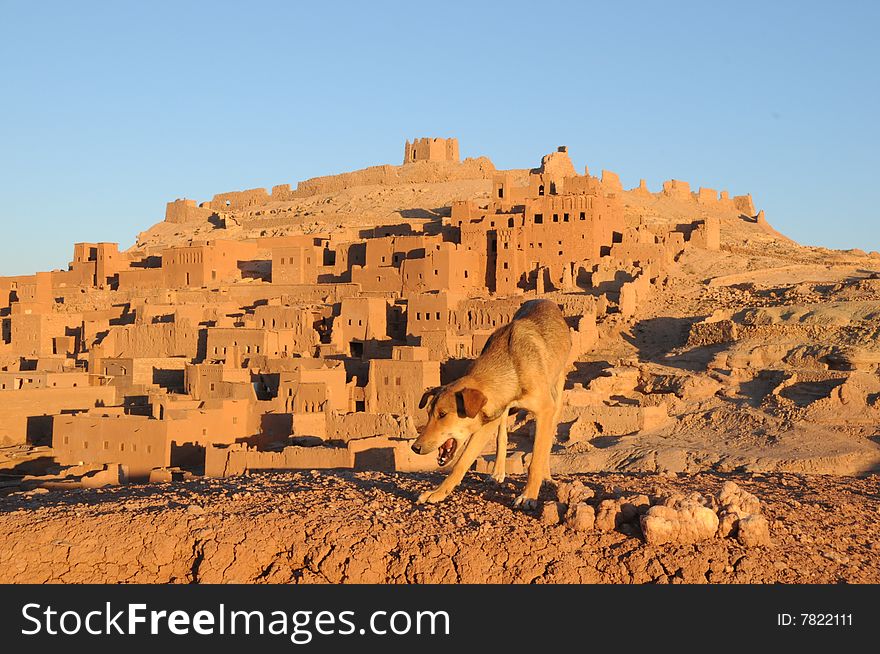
(2, 470, 878, 583)
(1, 138, 878, 583)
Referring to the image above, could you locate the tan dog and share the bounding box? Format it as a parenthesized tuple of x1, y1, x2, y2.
(411, 299, 571, 509)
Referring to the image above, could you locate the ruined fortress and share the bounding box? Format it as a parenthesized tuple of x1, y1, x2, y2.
(0, 138, 771, 484)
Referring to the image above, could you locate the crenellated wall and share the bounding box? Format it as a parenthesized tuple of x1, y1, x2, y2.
(165, 199, 215, 223)
(403, 137, 459, 164)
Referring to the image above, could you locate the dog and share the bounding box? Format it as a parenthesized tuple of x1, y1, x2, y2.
(411, 299, 571, 509)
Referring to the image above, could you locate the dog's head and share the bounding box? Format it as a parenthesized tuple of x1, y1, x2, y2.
(411, 382, 488, 466)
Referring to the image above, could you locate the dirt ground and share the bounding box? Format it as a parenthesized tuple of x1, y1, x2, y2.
(1, 470, 877, 584)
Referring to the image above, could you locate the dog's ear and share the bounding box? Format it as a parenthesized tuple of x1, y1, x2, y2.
(418, 387, 439, 409)
(460, 388, 487, 419)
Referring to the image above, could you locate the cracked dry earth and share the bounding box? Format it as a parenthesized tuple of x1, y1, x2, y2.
(1, 470, 878, 584)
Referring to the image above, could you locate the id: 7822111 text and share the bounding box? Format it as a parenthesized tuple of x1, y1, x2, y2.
(777, 613, 853, 627)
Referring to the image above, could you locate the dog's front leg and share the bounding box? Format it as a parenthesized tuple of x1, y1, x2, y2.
(417, 427, 492, 504)
(491, 411, 508, 484)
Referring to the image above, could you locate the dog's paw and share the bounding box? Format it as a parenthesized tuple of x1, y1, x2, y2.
(513, 494, 538, 511)
(417, 488, 448, 504)
(490, 471, 506, 485)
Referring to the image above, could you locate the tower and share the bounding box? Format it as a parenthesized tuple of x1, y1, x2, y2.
(403, 137, 460, 164)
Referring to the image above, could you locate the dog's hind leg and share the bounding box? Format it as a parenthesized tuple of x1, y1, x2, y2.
(417, 424, 493, 504)
(514, 400, 555, 510)
(490, 408, 509, 484)
(542, 372, 566, 483)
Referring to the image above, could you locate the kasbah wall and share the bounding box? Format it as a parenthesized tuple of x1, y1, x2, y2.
(0, 137, 756, 483)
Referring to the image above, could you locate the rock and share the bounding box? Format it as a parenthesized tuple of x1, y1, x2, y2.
(565, 502, 595, 531)
(540, 501, 565, 526)
(737, 515, 772, 547)
(718, 512, 739, 538)
(684, 491, 716, 512)
(149, 468, 174, 484)
(619, 493, 651, 519)
(593, 494, 650, 531)
(595, 499, 622, 531)
(718, 481, 762, 516)
(619, 502, 638, 522)
(556, 480, 594, 506)
(640, 496, 720, 545)
(717, 481, 764, 539)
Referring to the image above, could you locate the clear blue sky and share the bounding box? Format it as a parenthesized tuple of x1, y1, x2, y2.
(1, 1, 877, 276)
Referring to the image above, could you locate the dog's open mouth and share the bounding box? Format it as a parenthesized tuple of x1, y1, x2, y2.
(437, 438, 457, 467)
